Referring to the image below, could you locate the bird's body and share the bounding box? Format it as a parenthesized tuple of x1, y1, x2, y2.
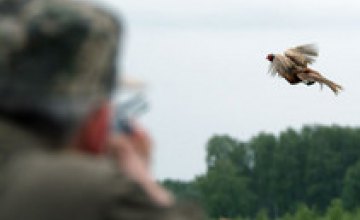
(266, 44, 343, 94)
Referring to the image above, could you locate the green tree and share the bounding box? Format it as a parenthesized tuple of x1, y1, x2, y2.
(197, 135, 256, 218)
(255, 209, 269, 220)
(196, 159, 255, 218)
(326, 199, 344, 220)
(342, 161, 360, 210)
(206, 135, 239, 169)
(294, 204, 316, 220)
(162, 179, 201, 202)
(272, 128, 306, 215)
(280, 213, 293, 220)
(162, 125, 360, 218)
(248, 133, 278, 216)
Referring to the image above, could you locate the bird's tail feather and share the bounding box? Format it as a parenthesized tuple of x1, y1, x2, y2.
(302, 69, 343, 95)
(318, 77, 343, 95)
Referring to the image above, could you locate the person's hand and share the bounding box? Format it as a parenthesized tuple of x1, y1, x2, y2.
(126, 121, 152, 165)
(107, 122, 174, 207)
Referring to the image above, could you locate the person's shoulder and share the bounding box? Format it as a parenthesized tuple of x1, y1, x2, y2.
(1, 151, 135, 219)
(6, 151, 129, 198)
(3, 152, 206, 220)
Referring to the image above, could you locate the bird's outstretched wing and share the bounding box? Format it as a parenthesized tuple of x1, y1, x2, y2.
(297, 71, 343, 94)
(268, 54, 296, 77)
(284, 44, 318, 67)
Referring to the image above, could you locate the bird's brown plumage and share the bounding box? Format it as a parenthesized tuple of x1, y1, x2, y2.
(267, 44, 343, 95)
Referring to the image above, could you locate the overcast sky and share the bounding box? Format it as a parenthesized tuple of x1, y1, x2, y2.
(91, 0, 360, 180)
(94, 0, 360, 28)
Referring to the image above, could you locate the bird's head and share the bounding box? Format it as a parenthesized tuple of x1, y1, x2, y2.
(266, 54, 275, 62)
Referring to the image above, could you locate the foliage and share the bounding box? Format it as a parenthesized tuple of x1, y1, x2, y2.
(254, 209, 269, 220)
(162, 125, 360, 219)
(293, 204, 316, 220)
(162, 179, 201, 202)
(325, 199, 344, 220)
(342, 161, 360, 210)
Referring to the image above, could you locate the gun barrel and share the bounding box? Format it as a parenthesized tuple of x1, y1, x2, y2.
(112, 93, 148, 133)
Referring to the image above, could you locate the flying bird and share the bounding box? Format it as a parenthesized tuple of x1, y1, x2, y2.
(266, 44, 343, 94)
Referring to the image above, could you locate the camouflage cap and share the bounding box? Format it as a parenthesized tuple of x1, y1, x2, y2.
(0, 0, 121, 121)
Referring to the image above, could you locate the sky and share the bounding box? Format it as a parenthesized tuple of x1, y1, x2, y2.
(94, 0, 360, 28)
(91, 0, 360, 180)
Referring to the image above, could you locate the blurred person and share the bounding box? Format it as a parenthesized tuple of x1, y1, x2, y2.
(0, 0, 204, 219)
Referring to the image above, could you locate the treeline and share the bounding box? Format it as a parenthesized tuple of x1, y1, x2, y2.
(162, 125, 360, 219)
